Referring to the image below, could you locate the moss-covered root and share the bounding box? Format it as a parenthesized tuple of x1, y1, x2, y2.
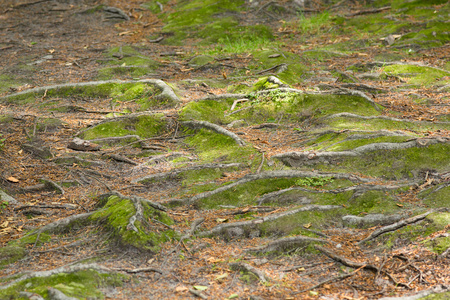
(90, 194, 177, 252)
(0, 263, 126, 299)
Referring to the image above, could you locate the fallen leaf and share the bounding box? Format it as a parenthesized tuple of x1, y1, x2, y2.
(7, 176, 19, 183)
(0, 221, 9, 228)
(396, 203, 404, 207)
(175, 286, 188, 293)
(303, 223, 312, 229)
(193, 285, 208, 291)
(215, 273, 228, 281)
(228, 294, 239, 299)
(216, 218, 228, 223)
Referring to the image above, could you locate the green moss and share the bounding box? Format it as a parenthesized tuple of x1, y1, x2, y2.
(252, 50, 308, 85)
(185, 129, 257, 165)
(141, 0, 169, 14)
(80, 114, 167, 140)
(90, 195, 176, 251)
(181, 92, 382, 128)
(103, 46, 159, 68)
(313, 143, 450, 180)
(347, 191, 399, 215)
(422, 292, 450, 300)
(419, 184, 450, 208)
(0, 246, 27, 267)
(324, 136, 412, 152)
(97, 66, 155, 80)
(0, 269, 126, 299)
(426, 212, 450, 230)
(382, 64, 450, 87)
(325, 116, 448, 132)
(0, 75, 30, 95)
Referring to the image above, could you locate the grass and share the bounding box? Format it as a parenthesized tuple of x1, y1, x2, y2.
(297, 11, 331, 35)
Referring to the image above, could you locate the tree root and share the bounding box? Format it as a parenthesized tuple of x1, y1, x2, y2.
(112, 266, 163, 274)
(229, 262, 269, 283)
(196, 205, 341, 237)
(0, 263, 111, 290)
(106, 191, 168, 212)
(181, 120, 246, 147)
(315, 245, 410, 289)
(293, 268, 362, 294)
(181, 218, 205, 241)
(358, 209, 442, 244)
(25, 212, 95, 236)
(180, 170, 371, 207)
(132, 163, 244, 184)
(326, 112, 450, 125)
(245, 235, 331, 254)
(0, 79, 179, 104)
(273, 138, 449, 167)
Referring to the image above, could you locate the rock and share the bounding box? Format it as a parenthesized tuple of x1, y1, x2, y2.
(0, 189, 19, 206)
(67, 138, 101, 151)
(48, 287, 78, 300)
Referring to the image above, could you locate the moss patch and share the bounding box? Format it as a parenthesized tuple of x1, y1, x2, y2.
(382, 64, 450, 87)
(79, 114, 168, 140)
(0, 246, 27, 267)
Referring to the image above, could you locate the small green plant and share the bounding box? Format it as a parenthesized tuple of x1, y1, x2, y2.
(0, 134, 5, 149)
(295, 177, 334, 187)
(0, 201, 8, 210)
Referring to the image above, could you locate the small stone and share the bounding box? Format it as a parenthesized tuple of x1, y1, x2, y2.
(67, 138, 101, 151)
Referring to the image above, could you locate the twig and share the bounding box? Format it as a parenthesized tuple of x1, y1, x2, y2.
(113, 267, 163, 274)
(293, 267, 363, 294)
(181, 218, 205, 241)
(256, 153, 265, 174)
(230, 98, 249, 111)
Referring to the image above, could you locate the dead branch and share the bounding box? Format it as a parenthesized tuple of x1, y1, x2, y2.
(181, 120, 246, 147)
(112, 267, 163, 274)
(229, 262, 269, 283)
(358, 210, 436, 244)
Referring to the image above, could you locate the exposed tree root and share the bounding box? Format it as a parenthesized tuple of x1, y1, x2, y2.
(25, 212, 95, 236)
(358, 209, 443, 244)
(112, 266, 163, 274)
(181, 218, 205, 241)
(257, 182, 414, 205)
(132, 163, 244, 184)
(127, 196, 145, 233)
(293, 268, 362, 294)
(179, 170, 372, 206)
(246, 235, 331, 254)
(326, 112, 450, 125)
(0, 263, 111, 290)
(229, 262, 269, 283)
(378, 285, 449, 300)
(106, 191, 168, 212)
(273, 138, 449, 167)
(196, 205, 341, 237)
(319, 87, 383, 111)
(0, 79, 179, 104)
(315, 245, 410, 289)
(181, 120, 246, 147)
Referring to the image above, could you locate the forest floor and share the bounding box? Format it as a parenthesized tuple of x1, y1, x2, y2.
(0, 0, 449, 299)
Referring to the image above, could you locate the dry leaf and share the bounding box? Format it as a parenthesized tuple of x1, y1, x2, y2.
(193, 285, 208, 291)
(303, 223, 312, 229)
(175, 286, 188, 293)
(7, 176, 19, 183)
